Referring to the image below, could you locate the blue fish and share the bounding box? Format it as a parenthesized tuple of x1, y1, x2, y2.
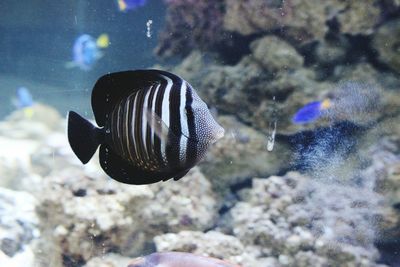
(67, 34, 109, 71)
(292, 99, 331, 124)
(16, 87, 33, 108)
(14, 87, 34, 118)
(117, 0, 147, 12)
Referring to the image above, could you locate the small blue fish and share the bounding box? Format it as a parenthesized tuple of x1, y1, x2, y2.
(14, 87, 34, 118)
(15, 87, 33, 108)
(67, 34, 109, 71)
(292, 99, 331, 124)
(117, 0, 147, 12)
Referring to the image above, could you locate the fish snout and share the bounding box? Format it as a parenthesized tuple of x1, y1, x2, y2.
(211, 124, 225, 143)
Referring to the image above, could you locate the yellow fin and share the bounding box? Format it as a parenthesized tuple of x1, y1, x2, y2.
(117, 0, 127, 11)
(96, 34, 109, 48)
(321, 99, 331, 110)
(23, 107, 34, 119)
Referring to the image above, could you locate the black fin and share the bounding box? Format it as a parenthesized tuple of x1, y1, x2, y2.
(67, 111, 103, 164)
(99, 145, 177, 185)
(91, 69, 183, 127)
(172, 169, 190, 181)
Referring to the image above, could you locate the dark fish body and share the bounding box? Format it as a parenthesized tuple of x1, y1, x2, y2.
(127, 252, 241, 267)
(67, 69, 224, 184)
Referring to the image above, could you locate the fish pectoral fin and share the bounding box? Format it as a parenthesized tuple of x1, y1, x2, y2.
(145, 108, 195, 145)
(145, 108, 168, 143)
(145, 108, 181, 144)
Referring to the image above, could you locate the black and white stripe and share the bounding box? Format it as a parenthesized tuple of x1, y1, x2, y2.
(109, 73, 202, 173)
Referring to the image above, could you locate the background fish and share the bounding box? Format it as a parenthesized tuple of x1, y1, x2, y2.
(292, 81, 381, 125)
(117, 0, 147, 12)
(15, 87, 33, 109)
(66, 34, 109, 71)
(127, 252, 241, 267)
(292, 99, 331, 124)
(14, 87, 34, 118)
(67, 69, 224, 184)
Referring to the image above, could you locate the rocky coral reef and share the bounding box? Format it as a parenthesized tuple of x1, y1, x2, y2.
(226, 173, 390, 267)
(0, 188, 38, 267)
(156, 1, 227, 59)
(0, 103, 399, 266)
(159, 0, 400, 135)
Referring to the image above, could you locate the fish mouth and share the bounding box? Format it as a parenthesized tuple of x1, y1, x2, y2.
(212, 126, 225, 143)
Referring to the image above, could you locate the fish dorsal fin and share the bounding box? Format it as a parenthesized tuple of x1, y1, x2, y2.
(91, 69, 181, 127)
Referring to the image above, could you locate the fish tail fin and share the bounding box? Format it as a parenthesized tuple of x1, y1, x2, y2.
(67, 111, 103, 164)
(117, 0, 127, 11)
(320, 99, 331, 110)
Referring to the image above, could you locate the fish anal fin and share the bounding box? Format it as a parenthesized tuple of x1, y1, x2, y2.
(99, 145, 175, 185)
(172, 169, 190, 181)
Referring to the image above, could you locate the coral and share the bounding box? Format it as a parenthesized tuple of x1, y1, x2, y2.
(226, 172, 390, 266)
(372, 19, 400, 73)
(224, 0, 381, 43)
(158, 0, 383, 59)
(0, 107, 218, 267)
(153, 231, 261, 267)
(336, 1, 381, 35)
(200, 115, 289, 194)
(83, 253, 131, 267)
(156, 0, 227, 58)
(173, 48, 330, 135)
(250, 35, 304, 72)
(0, 188, 38, 267)
(34, 165, 217, 267)
(0, 104, 65, 188)
(223, 0, 301, 37)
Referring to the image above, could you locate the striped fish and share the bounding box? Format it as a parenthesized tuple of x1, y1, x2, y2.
(67, 69, 224, 184)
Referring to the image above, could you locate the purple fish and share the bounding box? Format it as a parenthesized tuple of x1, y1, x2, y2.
(127, 252, 241, 267)
(292, 99, 331, 124)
